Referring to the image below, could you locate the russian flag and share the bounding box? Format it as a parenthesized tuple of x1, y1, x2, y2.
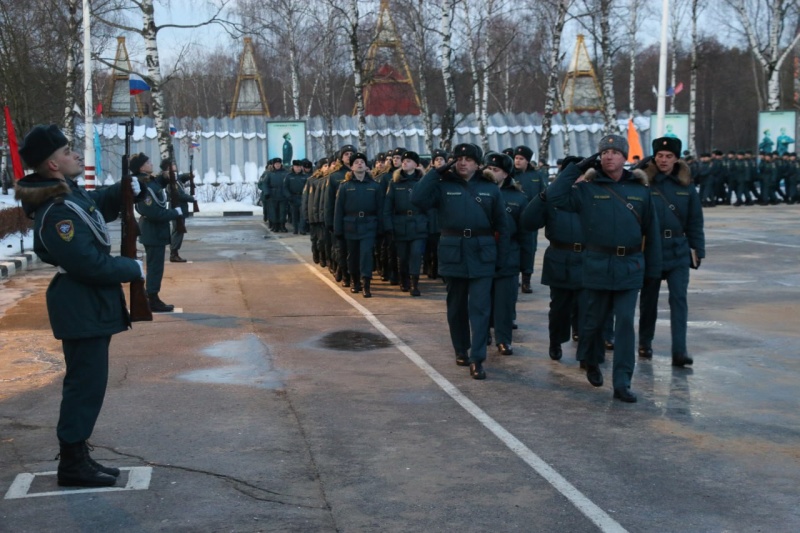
(129, 73, 150, 95)
(191, 141, 200, 148)
(169, 124, 177, 136)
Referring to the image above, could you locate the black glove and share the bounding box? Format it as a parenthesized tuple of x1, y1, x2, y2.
(576, 152, 600, 172)
(436, 160, 456, 175)
(634, 156, 654, 170)
(561, 155, 583, 169)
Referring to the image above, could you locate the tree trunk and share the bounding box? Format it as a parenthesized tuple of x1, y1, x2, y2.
(348, 0, 367, 150)
(628, 0, 637, 116)
(599, 0, 619, 134)
(540, 0, 568, 165)
(439, 0, 457, 151)
(141, 0, 171, 159)
(63, 0, 79, 144)
(414, 0, 434, 154)
(688, 0, 699, 155)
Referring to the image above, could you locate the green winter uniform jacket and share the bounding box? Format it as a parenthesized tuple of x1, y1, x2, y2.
(333, 171, 384, 240)
(15, 175, 142, 339)
(547, 163, 662, 290)
(411, 167, 510, 279)
(136, 174, 179, 246)
(383, 168, 429, 241)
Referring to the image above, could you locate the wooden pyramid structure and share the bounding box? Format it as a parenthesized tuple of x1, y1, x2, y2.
(361, 0, 421, 116)
(230, 37, 270, 118)
(104, 37, 145, 117)
(561, 34, 604, 113)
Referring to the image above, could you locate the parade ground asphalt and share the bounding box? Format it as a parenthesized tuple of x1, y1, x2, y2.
(1, 205, 799, 533)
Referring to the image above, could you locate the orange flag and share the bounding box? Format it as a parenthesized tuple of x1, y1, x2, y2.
(3, 105, 24, 179)
(626, 118, 644, 163)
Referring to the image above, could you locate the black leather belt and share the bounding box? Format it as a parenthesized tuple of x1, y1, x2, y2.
(663, 229, 684, 238)
(585, 243, 641, 256)
(550, 240, 584, 252)
(440, 228, 494, 238)
(345, 211, 376, 217)
(395, 210, 418, 216)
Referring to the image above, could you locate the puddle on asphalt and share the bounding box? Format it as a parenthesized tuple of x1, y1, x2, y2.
(177, 333, 285, 389)
(317, 330, 393, 352)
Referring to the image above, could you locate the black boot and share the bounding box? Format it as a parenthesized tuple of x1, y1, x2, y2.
(521, 273, 533, 294)
(170, 251, 187, 263)
(342, 274, 351, 288)
(362, 277, 372, 298)
(400, 271, 410, 292)
(410, 275, 421, 297)
(672, 353, 694, 367)
(57, 441, 117, 487)
(148, 293, 174, 313)
(85, 441, 120, 477)
(350, 278, 362, 293)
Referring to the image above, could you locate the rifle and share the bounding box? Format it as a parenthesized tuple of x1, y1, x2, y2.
(168, 144, 187, 234)
(120, 119, 152, 322)
(189, 152, 199, 213)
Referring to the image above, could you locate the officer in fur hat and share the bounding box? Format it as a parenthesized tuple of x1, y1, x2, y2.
(512, 145, 545, 294)
(284, 159, 308, 234)
(324, 145, 356, 285)
(14, 125, 145, 487)
(546, 134, 662, 402)
(411, 143, 510, 380)
(636, 136, 705, 368)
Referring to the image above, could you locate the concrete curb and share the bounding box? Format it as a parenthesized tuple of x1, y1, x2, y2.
(0, 252, 39, 280)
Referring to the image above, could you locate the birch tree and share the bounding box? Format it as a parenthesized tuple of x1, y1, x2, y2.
(439, 0, 457, 151)
(728, 0, 800, 110)
(625, 0, 652, 115)
(63, 0, 80, 144)
(598, 0, 619, 133)
(688, 0, 706, 155)
(539, 0, 570, 164)
(668, 0, 690, 113)
(94, 0, 230, 157)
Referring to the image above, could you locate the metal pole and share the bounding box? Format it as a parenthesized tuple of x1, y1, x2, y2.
(656, 0, 669, 139)
(83, 0, 95, 190)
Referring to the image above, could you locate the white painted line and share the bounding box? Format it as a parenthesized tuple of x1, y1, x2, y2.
(154, 308, 184, 314)
(277, 240, 628, 533)
(4, 467, 153, 499)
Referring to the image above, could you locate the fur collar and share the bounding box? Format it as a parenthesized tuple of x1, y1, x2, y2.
(640, 159, 692, 186)
(392, 168, 422, 182)
(443, 168, 494, 184)
(15, 174, 72, 217)
(582, 167, 649, 186)
(343, 170, 375, 182)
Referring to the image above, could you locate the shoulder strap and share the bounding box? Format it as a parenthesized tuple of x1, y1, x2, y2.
(650, 182, 684, 230)
(600, 183, 642, 226)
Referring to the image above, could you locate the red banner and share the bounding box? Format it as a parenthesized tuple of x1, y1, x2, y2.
(3, 105, 24, 179)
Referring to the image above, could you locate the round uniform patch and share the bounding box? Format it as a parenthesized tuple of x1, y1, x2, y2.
(56, 220, 75, 242)
(144, 196, 153, 206)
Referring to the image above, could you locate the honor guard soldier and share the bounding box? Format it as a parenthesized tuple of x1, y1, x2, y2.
(284, 159, 308, 234)
(265, 157, 289, 231)
(160, 159, 194, 262)
(637, 137, 705, 367)
(484, 152, 530, 356)
(546, 135, 662, 402)
(411, 143, 510, 380)
(325, 145, 355, 286)
(15, 125, 145, 487)
(383, 150, 428, 296)
(333, 152, 384, 297)
(132, 153, 181, 312)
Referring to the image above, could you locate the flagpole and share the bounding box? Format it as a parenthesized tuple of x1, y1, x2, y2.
(83, 0, 95, 190)
(656, 0, 669, 139)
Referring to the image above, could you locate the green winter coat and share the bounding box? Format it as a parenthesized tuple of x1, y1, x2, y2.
(136, 174, 179, 246)
(333, 171, 384, 240)
(15, 175, 142, 339)
(383, 168, 428, 241)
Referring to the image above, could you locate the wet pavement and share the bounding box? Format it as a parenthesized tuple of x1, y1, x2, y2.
(1, 206, 799, 532)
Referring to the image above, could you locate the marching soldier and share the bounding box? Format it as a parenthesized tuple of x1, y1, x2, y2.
(511, 145, 544, 294)
(334, 152, 384, 297)
(284, 160, 308, 234)
(383, 150, 427, 296)
(411, 143, 510, 380)
(325, 146, 356, 286)
(265, 157, 289, 232)
(637, 137, 705, 368)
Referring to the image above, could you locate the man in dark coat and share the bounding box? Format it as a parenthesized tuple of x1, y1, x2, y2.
(15, 125, 144, 487)
(547, 135, 662, 402)
(160, 159, 194, 262)
(133, 153, 180, 312)
(512, 145, 545, 294)
(411, 143, 510, 380)
(383, 151, 427, 296)
(284, 160, 308, 234)
(266, 158, 289, 232)
(334, 152, 384, 297)
(637, 137, 705, 367)
(325, 145, 356, 286)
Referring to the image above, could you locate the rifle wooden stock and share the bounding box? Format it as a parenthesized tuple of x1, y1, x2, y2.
(120, 121, 152, 322)
(169, 145, 187, 234)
